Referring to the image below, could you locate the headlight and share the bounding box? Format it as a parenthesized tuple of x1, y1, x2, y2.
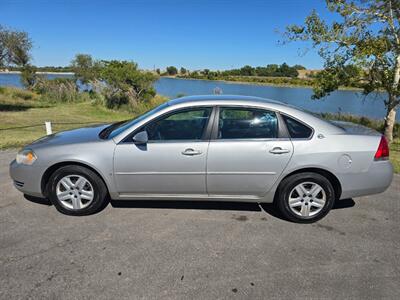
(16, 149, 37, 165)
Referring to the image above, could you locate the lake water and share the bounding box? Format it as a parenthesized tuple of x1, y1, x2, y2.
(1, 73, 395, 120)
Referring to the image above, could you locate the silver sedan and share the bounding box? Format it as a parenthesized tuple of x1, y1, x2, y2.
(9, 95, 393, 222)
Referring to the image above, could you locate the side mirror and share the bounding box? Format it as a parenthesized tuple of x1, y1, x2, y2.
(132, 131, 148, 144)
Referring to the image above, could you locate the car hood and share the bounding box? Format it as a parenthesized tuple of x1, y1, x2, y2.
(28, 123, 110, 148)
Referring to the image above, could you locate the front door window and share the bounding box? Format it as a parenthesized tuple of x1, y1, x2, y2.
(143, 108, 212, 141)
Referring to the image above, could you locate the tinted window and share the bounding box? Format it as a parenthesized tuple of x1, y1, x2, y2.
(106, 103, 169, 139)
(218, 108, 278, 139)
(283, 115, 313, 139)
(143, 108, 212, 141)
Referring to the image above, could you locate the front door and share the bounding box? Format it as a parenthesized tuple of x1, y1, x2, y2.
(206, 107, 293, 197)
(114, 107, 213, 196)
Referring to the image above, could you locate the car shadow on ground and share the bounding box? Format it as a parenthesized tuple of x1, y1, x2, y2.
(24, 194, 355, 220)
(24, 194, 52, 206)
(111, 198, 355, 219)
(111, 200, 262, 211)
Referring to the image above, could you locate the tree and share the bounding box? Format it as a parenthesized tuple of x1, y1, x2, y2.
(166, 66, 178, 75)
(191, 70, 200, 78)
(265, 64, 279, 76)
(293, 64, 306, 70)
(70, 54, 102, 85)
(278, 63, 298, 78)
(20, 64, 37, 89)
(240, 65, 256, 76)
(100, 60, 158, 108)
(284, 0, 400, 142)
(0, 25, 32, 67)
(180, 67, 187, 75)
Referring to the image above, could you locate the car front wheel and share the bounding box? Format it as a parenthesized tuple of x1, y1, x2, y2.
(47, 165, 108, 216)
(276, 172, 335, 223)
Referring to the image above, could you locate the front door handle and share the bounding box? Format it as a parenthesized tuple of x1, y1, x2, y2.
(182, 148, 202, 156)
(269, 147, 290, 154)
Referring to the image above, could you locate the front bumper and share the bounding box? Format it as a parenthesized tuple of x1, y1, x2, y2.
(9, 159, 45, 198)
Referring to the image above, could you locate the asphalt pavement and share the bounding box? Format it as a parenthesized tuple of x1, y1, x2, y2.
(0, 149, 399, 299)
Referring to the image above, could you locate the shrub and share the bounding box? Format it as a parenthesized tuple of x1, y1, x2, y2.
(131, 95, 168, 115)
(88, 90, 105, 106)
(100, 60, 158, 109)
(102, 88, 130, 109)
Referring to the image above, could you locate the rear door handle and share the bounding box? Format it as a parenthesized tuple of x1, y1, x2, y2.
(182, 148, 202, 156)
(269, 147, 290, 154)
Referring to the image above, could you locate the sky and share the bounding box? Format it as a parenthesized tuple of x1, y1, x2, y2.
(0, 0, 334, 70)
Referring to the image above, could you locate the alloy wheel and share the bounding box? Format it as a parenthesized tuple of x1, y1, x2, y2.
(288, 181, 326, 217)
(56, 175, 94, 210)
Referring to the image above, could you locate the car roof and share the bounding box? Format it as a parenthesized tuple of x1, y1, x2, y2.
(166, 94, 344, 135)
(168, 94, 284, 106)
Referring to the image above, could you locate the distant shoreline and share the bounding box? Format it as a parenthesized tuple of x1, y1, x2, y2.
(0, 71, 74, 75)
(162, 76, 363, 92)
(0, 72, 362, 91)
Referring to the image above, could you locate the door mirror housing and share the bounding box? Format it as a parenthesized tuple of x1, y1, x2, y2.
(132, 131, 148, 144)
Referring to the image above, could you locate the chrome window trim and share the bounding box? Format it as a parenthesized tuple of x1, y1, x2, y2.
(209, 138, 291, 142)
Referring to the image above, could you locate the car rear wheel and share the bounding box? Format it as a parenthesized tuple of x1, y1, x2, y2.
(47, 165, 108, 216)
(276, 172, 335, 223)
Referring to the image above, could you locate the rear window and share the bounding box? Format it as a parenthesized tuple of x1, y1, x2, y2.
(282, 115, 313, 139)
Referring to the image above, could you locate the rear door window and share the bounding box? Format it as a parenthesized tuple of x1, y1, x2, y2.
(218, 107, 278, 139)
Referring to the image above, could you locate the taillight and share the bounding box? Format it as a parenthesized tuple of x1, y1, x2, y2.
(374, 136, 389, 160)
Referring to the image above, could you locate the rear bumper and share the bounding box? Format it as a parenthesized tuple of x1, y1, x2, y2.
(9, 159, 45, 198)
(339, 160, 393, 199)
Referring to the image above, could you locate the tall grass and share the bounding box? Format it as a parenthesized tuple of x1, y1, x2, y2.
(33, 78, 79, 103)
(0, 86, 36, 100)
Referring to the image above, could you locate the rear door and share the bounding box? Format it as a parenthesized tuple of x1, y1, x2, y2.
(206, 106, 293, 197)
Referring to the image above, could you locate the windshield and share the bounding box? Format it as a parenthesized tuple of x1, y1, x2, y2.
(99, 103, 169, 139)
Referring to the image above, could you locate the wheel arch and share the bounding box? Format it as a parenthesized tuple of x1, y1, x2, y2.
(41, 161, 110, 197)
(275, 167, 342, 201)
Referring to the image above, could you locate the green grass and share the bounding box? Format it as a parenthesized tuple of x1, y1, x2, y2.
(390, 139, 400, 173)
(0, 87, 166, 149)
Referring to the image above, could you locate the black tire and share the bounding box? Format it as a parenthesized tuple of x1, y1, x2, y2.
(47, 165, 109, 216)
(276, 172, 335, 223)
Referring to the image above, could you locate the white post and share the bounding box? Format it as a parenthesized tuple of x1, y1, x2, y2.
(45, 121, 52, 135)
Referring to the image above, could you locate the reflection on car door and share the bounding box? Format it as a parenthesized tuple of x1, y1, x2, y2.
(114, 107, 213, 197)
(206, 107, 293, 197)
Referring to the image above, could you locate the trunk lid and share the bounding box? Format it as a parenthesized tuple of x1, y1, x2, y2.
(330, 121, 381, 136)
